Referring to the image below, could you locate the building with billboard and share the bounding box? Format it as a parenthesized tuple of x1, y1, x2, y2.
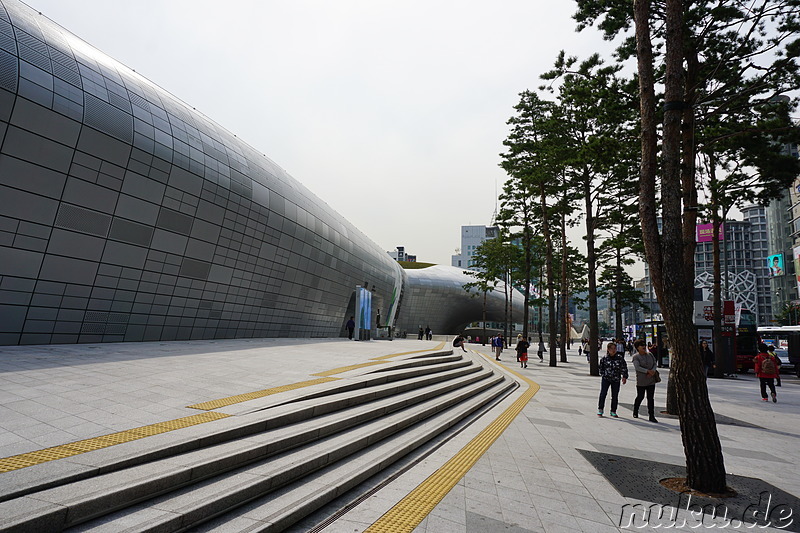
(694, 220, 759, 322)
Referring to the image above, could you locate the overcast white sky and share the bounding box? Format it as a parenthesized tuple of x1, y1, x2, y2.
(29, 0, 619, 266)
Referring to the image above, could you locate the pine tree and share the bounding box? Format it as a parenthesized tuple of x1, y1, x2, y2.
(500, 92, 568, 366)
(575, 0, 800, 494)
(540, 53, 640, 374)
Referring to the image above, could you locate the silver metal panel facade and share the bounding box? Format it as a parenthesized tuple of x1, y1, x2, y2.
(396, 265, 526, 336)
(0, 0, 404, 345)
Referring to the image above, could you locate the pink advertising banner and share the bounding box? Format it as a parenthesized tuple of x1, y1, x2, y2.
(696, 223, 724, 243)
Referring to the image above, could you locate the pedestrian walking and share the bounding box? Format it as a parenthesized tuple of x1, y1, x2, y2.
(767, 345, 782, 387)
(492, 334, 504, 361)
(597, 341, 628, 418)
(345, 316, 355, 340)
(632, 339, 659, 423)
(700, 340, 715, 378)
(515, 336, 530, 368)
(754, 343, 780, 402)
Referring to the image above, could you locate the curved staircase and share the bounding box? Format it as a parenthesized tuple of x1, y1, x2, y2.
(0, 349, 517, 532)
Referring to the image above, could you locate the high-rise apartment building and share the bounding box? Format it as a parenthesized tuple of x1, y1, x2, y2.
(766, 189, 795, 319)
(741, 205, 771, 323)
(694, 221, 759, 322)
(451, 225, 498, 270)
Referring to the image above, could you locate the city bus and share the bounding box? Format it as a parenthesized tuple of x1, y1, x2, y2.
(734, 309, 759, 372)
(757, 325, 800, 377)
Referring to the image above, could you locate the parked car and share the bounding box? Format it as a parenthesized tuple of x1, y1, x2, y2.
(774, 350, 794, 372)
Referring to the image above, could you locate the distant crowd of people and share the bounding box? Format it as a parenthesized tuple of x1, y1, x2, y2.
(449, 332, 784, 418)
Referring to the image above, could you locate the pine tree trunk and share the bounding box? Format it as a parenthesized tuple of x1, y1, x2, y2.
(541, 185, 558, 366)
(482, 290, 487, 345)
(712, 179, 724, 378)
(634, 0, 727, 494)
(665, 366, 679, 414)
(538, 272, 545, 351)
(522, 225, 532, 340)
(503, 270, 509, 346)
(615, 247, 624, 340)
(560, 208, 568, 362)
(508, 268, 513, 341)
(584, 172, 600, 375)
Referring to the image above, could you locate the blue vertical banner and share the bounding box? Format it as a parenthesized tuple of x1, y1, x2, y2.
(354, 286, 373, 340)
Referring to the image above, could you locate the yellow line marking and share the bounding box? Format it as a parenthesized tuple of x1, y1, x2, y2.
(370, 342, 447, 360)
(0, 412, 229, 474)
(314, 344, 451, 374)
(0, 342, 452, 474)
(365, 350, 539, 533)
(187, 377, 341, 410)
(312, 361, 388, 376)
(189, 343, 451, 408)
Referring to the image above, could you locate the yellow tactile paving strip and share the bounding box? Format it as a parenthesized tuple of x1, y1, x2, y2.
(364, 350, 539, 533)
(370, 342, 447, 360)
(190, 342, 449, 408)
(312, 361, 387, 377)
(0, 343, 449, 474)
(0, 412, 229, 474)
(187, 377, 341, 410)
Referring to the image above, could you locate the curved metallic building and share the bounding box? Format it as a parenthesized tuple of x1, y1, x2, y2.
(0, 0, 519, 345)
(396, 265, 526, 336)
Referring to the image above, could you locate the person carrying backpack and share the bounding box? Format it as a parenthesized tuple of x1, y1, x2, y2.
(754, 343, 781, 403)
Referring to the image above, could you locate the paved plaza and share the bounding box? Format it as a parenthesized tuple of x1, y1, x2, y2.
(0, 338, 798, 532)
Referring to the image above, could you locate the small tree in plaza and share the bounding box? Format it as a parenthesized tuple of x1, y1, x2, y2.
(463, 269, 498, 346)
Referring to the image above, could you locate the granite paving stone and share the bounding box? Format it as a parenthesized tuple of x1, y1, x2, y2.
(1, 340, 798, 532)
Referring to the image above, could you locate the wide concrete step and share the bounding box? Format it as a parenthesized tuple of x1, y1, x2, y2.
(0, 352, 516, 532)
(68, 378, 515, 532)
(1, 351, 476, 503)
(249, 353, 474, 412)
(241, 358, 481, 416)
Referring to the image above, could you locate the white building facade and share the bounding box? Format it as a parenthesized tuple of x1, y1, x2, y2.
(451, 225, 499, 270)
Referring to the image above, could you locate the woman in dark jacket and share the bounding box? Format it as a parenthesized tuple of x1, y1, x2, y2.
(700, 340, 715, 377)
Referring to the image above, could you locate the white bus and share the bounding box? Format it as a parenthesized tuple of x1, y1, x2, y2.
(757, 326, 800, 376)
